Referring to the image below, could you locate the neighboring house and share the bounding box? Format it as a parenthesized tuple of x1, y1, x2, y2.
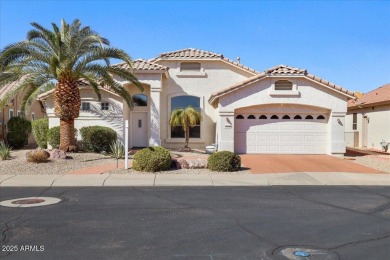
(345, 83, 390, 151)
(0, 81, 46, 145)
(38, 48, 355, 155)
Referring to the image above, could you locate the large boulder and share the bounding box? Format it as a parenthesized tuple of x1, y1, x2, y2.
(187, 159, 207, 169)
(50, 149, 67, 160)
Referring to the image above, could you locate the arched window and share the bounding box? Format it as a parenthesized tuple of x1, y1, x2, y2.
(271, 115, 279, 119)
(317, 115, 325, 120)
(171, 95, 201, 138)
(133, 94, 147, 106)
(236, 115, 244, 119)
(305, 115, 314, 120)
(259, 115, 267, 119)
(275, 80, 293, 90)
(247, 115, 256, 119)
(282, 115, 290, 119)
(294, 115, 302, 120)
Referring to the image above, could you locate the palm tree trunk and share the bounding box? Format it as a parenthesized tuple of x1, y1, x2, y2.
(59, 119, 76, 151)
(54, 76, 80, 151)
(185, 125, 189, 148)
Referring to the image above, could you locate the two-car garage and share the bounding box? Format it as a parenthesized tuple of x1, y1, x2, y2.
(234, 108, 329, 154)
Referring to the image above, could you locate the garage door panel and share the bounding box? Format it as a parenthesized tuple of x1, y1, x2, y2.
(235, 114, 328, 154)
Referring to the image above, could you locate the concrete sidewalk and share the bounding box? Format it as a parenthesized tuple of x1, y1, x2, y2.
(0, 172, 389, 187)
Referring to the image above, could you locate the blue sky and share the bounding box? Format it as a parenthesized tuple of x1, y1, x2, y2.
(1, 0, 389, 93)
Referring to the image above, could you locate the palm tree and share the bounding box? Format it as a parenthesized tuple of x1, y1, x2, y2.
(169, 106, 202, 148)
(0, 19, 142, 151)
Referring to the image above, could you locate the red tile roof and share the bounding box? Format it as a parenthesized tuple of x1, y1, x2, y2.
(209, 65, 355, 104)
(151, 48, 260, 74)
(112, 59, 167, 71)
(348, 83, 390, 108)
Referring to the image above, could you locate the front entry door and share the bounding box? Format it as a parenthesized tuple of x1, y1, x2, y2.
(132, 112, 148, 147)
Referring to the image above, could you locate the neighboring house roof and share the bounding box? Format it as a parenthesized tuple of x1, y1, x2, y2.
(37, 79, 103, 100)
(348, 83, 390, 108)
(112, 59, 167, 72)
(209, 65, 356, 104)
(150, 48, 260, 75)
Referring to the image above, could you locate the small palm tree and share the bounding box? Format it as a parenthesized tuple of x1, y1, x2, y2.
(0, 19, 142, 151)
(169, 106, 202, 148)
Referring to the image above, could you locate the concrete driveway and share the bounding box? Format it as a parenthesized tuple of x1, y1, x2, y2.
(240, 154, 382, 174)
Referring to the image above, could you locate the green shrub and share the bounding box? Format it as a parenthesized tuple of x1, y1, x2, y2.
(47, 126, 78, 149)
(0, 141, 11, 160)
(80, 126, 117, 153)
(47, 126, 61, 149)
(110, 140, 125, 159)
(31, 118, 49, 148)
(7, 116, 32, 149)
(207, 151, 241, 172)
(132, 146, 171, 172)
(26, 149, 50, 163)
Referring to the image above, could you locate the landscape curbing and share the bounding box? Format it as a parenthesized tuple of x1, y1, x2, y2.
(0, 172, 389, 187)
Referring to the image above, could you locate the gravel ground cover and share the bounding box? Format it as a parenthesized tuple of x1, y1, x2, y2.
(345, 154, 390, 173)
(0, 149, 114, 175)
(1, 148, 387, 175)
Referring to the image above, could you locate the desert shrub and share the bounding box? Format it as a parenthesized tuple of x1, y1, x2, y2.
(7, 116, 32, 149)
(110, 140, 125, 159)
(132, 146, 171, 172)
(0, 141, 11, 160)
(80, 126, 117, 153)
(47, 126, 77, 149)
(26, 149, 50, 163)
(32, 118, 49, 148)
(207, 151, 241, 172)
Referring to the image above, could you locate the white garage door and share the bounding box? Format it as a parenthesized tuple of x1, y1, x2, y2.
(234, 114, 328, 154)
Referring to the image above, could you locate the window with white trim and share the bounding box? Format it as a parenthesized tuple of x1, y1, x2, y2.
(9, 109, 14, 119)
(101, 102, 109, 111)
(81, 102, 90, 111)
(170, 95, 201, 138)
(31, 113, 35, 121)
(352, 113, 357, 130)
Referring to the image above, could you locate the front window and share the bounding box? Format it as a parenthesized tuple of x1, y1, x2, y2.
(352, 113, 357, 130)
(81, 102, 90, 111)
(31, 113, 35, 121)
(9, 109, 14, 119)
(170, 95, 201, 138)
(101, 102, 109, 111)
(133, 94, 147, 106)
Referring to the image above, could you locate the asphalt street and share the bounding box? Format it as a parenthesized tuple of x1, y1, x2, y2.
(1, 186, 390, 260)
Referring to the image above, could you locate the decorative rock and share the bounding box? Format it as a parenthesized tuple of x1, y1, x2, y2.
(50, 149, 67, 160)
(174, 158, 189, 169)
(187, 159, 207, 169)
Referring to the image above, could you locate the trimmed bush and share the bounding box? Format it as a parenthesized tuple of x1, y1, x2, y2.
(26, 149, 50, 163)
(47, 126, 77, 149)
(132, 147, 171, 172)
(32, 118, 49, 148)
(47, 126, 61, 149)
(7, 116, 32, 149)
(207, 151, 241, 172)
(80, 126, 117, 153)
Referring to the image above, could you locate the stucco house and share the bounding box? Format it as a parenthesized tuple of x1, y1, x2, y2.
(0, 81, 46, 145)
(345, 83, 390, 152)
(38, 48, 355, 155)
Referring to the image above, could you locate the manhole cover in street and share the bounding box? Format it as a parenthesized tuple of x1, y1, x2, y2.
(0, 197, 61, 208)
(11, 198, 45, 204)
(273, 246, 339, 260)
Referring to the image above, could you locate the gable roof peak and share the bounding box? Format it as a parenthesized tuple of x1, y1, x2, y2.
(265, 64, 307, 75)
(157, 48, 223, 59)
